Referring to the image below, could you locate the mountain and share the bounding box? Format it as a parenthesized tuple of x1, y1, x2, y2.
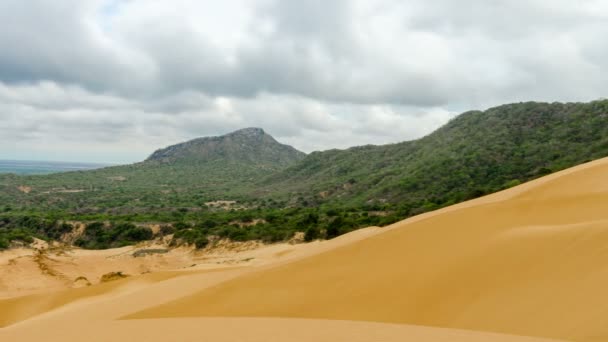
(2, 100, 608, 249)
(0, 128, 305, 212)
(260, 100, 608, 214)
(146, 128, 305, 168)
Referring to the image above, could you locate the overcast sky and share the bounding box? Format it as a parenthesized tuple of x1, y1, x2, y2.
(2, 0, 607, 163)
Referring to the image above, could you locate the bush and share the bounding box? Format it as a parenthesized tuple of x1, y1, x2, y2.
(85, 222, 105, 234)
(0, 237, 9, 249)
(503, 179, 522, 189)
(173, 221, 191, 230)
(160, 225, 175, 235)
(326, 216, 357, 239)
(173, 229, 204, 246)
(6, 229, 34, 244)
(304, 226, 320, 242)
(76, 222, 153, 250)
(194, 236, 209, 249)
(118, 224, 153, 241)
(47, 222, 74, 240)
(326, 218, 342, 239)
(199, 218, 218, 229)
(326, 226, 339, 239)
(325, 208, 339, 217)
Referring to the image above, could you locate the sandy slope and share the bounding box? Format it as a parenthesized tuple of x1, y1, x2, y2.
(128, 158, 608, 342)
(0, 226, 385, 328)
(0, 244, 198, 299)
(3, 158, 608, 341)
(0, 257, 562, 342)
(0, 234, 368, 299)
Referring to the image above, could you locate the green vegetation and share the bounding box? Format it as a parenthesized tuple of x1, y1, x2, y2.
(0, 215, 73, 249)
(0, 206, 398, 250)
(74, 222, 153, 249)
(264, 100, 608, 212)
(2, 100, 608, 249)
(0, 127, 305, 213)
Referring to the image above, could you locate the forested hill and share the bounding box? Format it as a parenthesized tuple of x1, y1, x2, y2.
(3, 100, 608, 215)
(259, 100, 608, 213)
(0, 128, 306, 211)
(2, 100, 608, 250)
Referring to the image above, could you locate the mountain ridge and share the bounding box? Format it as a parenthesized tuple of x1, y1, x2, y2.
(2, 99, 608, 249)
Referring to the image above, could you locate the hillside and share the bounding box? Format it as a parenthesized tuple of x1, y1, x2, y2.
(0, 128, 305, 212)
(261, 100, 608, 213)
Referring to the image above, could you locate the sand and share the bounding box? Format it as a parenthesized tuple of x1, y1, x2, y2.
(4, 158, 608, 341)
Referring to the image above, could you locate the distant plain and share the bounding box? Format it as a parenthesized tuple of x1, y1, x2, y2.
(0, 160, 109, 175)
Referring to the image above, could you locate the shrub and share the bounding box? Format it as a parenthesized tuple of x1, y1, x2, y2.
(160, 225, 175, 235)
(122, 226, 153, 241)
(304, 226, 320, 242)
(0, 237, 9, 249)
(6, 229, 34, 244)
(133, 249, 169, 257)
(326, 216, 344, 239)
(200, 218, 218, 229)
(173, 229, 204, 246)
(325, 208, 339, 217)
(100, 271, 129, 283)
(503, 179, 522, 189)
(194, 236, 209, 249)
(173, 221, 191, 230)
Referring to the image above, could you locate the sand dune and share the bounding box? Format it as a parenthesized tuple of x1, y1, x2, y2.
(3, 158, 608, 341)
(0, 317, 566, 342)
(128, 158, 608, 342)
(0, 260, 563, 342)
(0, 227, 384, 327)
(0, 244, 199, 299)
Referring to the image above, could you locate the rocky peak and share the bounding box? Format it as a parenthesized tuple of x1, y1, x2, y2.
(145, 128, 305, 168)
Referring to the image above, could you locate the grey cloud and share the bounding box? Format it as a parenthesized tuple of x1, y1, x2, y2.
(0, 81, 135, 110)
(0, 0, 155, 93)
(0, 81, 456, 162)
(1, 0, 608, 162)
(2, 0, 608, 105)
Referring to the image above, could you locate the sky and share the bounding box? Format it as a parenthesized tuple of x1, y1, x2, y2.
(1, 0, 607, 163)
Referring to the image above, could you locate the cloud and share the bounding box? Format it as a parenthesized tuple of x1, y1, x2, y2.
(0, 0, 607, 162)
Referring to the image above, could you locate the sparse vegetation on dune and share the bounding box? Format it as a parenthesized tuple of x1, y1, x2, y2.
(100, 271, 129, 283)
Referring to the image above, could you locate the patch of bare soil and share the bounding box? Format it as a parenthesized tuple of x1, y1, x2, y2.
(17, 185, 32, 193)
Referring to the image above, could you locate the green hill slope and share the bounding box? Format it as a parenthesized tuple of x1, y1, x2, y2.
(259, 100, 608, 214)
(0, 128, 305, 212)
